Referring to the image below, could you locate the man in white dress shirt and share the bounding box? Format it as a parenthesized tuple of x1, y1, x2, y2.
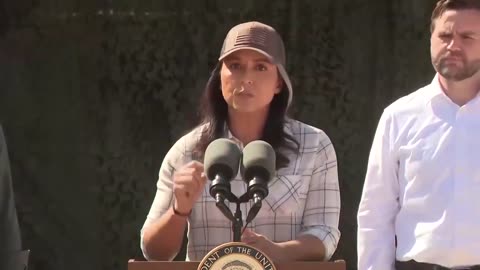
(357, 0, 480, 269)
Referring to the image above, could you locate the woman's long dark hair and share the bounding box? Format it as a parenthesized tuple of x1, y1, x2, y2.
(193, 62, 299, 169)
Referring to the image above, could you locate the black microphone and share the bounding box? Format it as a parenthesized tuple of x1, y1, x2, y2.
(241, 140, 276, 223)
(204, 138, 241, 218)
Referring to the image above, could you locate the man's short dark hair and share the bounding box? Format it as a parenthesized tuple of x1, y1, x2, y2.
(431, 0, 480, 32)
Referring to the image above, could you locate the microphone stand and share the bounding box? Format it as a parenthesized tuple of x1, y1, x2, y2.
(232, 202, 243, 242)
(215, 192, 251, 242)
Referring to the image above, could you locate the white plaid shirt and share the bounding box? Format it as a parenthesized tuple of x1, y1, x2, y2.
(141, 118, 341, 261)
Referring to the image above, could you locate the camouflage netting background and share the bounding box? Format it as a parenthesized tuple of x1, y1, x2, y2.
(0, 0, 437, 269)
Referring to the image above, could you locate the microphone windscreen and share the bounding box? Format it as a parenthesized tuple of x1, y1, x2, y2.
(204, 138, 241, 180)
(242, 140, 276, 181)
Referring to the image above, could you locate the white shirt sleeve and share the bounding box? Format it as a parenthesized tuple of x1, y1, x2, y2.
(357, 109, 400, 270)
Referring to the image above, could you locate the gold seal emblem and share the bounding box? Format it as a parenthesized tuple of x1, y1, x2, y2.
(197, 242, 276, 270)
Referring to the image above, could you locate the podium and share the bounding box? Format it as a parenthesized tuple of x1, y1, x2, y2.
(128, 260, 346, 270)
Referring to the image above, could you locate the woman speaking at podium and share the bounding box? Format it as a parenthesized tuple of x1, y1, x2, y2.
(141, 21, 341, 263)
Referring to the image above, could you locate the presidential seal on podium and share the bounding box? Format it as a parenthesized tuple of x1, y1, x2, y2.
(198, 242, 276, 270)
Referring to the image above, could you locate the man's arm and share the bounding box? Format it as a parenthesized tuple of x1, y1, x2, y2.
(357, 110, 400, 270)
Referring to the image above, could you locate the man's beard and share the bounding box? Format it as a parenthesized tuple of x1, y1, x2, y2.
(433, 52, 480, 81)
